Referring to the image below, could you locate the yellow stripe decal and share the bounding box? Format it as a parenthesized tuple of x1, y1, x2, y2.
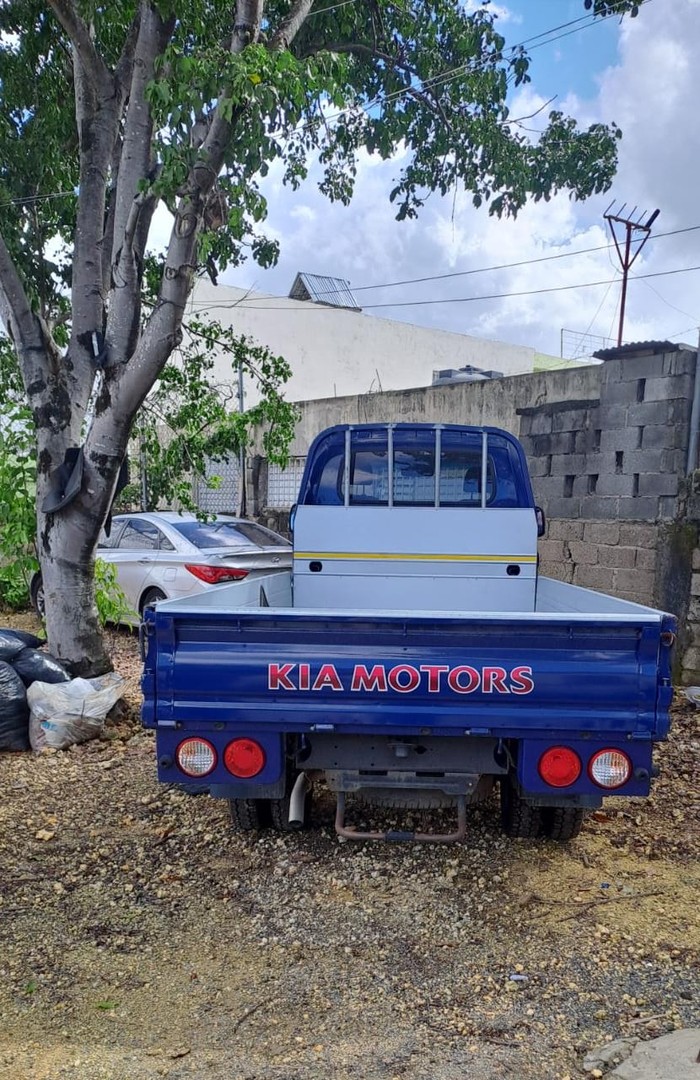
(294, 551, 537, 563)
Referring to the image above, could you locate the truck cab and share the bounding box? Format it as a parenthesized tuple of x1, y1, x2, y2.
(293, 423, 541, 612)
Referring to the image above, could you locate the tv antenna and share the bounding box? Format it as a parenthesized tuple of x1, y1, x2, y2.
(603, 202, 660, 346)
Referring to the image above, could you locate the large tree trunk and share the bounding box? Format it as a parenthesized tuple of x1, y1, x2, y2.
(35, 399, 129, 674)
(38, 537, 111, 677)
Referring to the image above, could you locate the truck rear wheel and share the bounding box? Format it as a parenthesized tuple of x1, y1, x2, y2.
(544, 806, 585, 841)
(500, 779, 544, 839)
(228, 798, 271, 831)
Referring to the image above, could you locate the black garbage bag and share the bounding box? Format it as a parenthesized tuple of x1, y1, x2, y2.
(12, 648, 71, 687)
(0, 628, 46, 650)
(0, 631, 27, 663)
(0, 661, 30, 751)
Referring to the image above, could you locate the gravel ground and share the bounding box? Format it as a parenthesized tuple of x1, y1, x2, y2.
(0, 615, 698, 1080)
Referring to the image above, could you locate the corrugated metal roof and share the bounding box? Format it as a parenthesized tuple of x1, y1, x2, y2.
(593, 340, 681, 361)
(288, 271, 361, 311)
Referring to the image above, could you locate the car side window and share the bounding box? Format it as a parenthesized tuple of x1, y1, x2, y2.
(117, 521, 160, 550)
(154, 528, 175, 552)
(97, 520, 125, 549)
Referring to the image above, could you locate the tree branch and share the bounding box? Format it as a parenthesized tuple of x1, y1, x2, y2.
(107, 2, 175, 366)
(0, 228, 60, 397)
(231, 0, 264, 53)
(116, 5, 143, 86)
(269, 0, 315, 52)
(112, 3, 174, 252)
(110, 0, 295, 420)
(47, 0, 110, 93)
(316, 41, 448, 122)
(198, 1, 264, 198)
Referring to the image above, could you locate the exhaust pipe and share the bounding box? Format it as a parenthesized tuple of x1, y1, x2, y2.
(288, 771, 310, 829)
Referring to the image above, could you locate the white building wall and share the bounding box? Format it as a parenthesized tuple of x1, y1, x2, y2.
(188, 280, 546, 404)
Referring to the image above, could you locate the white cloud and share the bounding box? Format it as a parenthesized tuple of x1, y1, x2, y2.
(460, 1, 521, 23)
(219, 0, 700, 359)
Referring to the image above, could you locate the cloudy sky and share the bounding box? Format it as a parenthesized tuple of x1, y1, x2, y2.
(216, 0, 700, 363)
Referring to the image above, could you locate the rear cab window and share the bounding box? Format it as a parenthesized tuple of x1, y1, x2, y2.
(299, 424, 532, 509)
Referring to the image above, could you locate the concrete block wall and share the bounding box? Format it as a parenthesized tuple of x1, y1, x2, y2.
(520, 347, 695, 529)
(537, 520, 659, 605)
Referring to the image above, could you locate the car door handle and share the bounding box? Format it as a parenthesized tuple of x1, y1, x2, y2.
(138, 557, 155, 564)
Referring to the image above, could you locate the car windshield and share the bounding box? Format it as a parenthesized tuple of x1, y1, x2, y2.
(171, 519, 290, 550)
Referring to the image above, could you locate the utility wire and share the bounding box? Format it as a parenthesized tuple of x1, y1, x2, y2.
(308, 0, 359, 15)
(0, 190, 77, 208)
(194, 263, 700, 313)
(193, 222, 700, 306)
(580, 273, 619, 346)
(629, 270, 700, 325)
(356, 264, 700, 310)
(668, 324, 700, 339)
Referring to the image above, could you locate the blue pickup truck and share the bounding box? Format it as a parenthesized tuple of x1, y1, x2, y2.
(141, 423, 676, 842)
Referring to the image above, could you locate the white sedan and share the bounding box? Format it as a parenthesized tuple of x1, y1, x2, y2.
(30, 512, 292, 623)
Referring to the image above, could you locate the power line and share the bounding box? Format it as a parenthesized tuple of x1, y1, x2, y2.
(629, 270, 700, 325)
(580, 273, 619, 345)
(195, 263, 700, 313)
(357, 264, 700, 311)
(207, 222, 700, 305)
(668, 324, 700, 339)
(350, 222, 700, 294)
(308, 0, 358, 16)
(0, 190, 77, 209)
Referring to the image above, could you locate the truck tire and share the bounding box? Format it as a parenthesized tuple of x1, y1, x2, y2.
(228, 798, 271, 831)
(500, 779, 544, 839)
(544, 806, 585, 841)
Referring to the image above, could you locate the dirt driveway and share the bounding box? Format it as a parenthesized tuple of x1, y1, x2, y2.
(0, 619, 698, 1080)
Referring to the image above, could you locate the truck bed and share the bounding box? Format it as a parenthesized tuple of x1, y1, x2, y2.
(143, 572, 674, 744)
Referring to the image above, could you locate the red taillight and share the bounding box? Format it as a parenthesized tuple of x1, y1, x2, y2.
(224, 738, 266, 778)
(185, 564, 249, 584)
(588, 749, 632, 789)
(176, 737, 217, 777)
(538, 746, 581, 788)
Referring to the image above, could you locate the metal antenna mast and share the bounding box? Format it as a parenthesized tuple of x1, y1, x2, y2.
(603, 203, 660, 346)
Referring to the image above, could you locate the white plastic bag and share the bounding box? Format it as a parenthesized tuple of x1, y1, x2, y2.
(27, 672, 125, 751)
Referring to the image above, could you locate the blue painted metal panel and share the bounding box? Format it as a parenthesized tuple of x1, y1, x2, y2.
(143, 609, 671, 741)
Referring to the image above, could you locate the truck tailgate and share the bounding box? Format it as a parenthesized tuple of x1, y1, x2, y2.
(144, 608, 673, 740)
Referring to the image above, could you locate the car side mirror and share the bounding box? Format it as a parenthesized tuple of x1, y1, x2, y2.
(289, 503, 297, 536)
(535, 506, 546, 538)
